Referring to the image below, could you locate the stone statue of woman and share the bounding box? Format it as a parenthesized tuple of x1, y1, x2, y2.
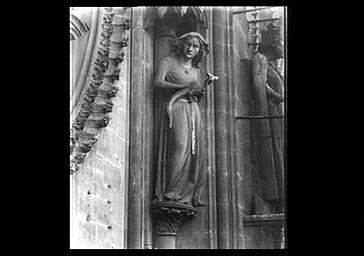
(252, 23, 285, 213)
(153, 32, 217, 208)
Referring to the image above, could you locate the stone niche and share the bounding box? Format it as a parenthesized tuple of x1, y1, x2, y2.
(147, 6, 210, 249)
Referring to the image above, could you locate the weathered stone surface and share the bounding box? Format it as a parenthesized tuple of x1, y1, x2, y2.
(243, 225, 275, 249)
(178, 208, 208, 232)
(70, 7, 130, 249)
(127, 7, 155, 249)
(78, 221, 97, 245)
(177, 231, 210, 249)
(212, 7, 235, 249)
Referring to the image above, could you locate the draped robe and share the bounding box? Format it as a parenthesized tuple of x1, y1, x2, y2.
(154, 56, 206, 207)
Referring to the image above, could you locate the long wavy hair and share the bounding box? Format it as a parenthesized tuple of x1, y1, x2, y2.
(170, 32, 209, 68)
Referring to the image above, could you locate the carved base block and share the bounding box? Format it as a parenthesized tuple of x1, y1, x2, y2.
(152, 202, 197, 249)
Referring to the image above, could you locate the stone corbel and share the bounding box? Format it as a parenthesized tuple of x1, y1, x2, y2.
(152, 202, 197, 249)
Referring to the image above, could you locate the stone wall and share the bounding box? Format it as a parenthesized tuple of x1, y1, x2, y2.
(70, 9, 131, 248)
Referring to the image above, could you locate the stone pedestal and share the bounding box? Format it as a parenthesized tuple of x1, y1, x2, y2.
(152, 202, 197, 249)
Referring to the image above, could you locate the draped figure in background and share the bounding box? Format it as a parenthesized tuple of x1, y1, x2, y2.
(252, 23, 285, 213)
(153, 32, 216, 208)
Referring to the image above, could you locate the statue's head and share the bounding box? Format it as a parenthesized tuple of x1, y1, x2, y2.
(259, 23, 283, 60)
(170, 32, 209, 67)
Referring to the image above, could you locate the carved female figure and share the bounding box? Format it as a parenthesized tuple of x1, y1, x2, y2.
(153, 32, 215, 208)
(252, 23, 285, 213)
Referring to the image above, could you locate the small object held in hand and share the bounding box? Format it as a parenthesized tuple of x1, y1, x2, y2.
(207, 72, 219, 81)
(204, 73, 219, 87)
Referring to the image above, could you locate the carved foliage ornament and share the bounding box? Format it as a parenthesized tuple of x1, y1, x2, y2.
(70, 7, 131, 174)
(153, 203, 196, 235)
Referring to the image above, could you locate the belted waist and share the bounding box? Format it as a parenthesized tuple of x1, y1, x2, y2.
(166, 95, 200, 103)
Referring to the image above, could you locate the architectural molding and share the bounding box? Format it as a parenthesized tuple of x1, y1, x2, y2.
(70, 11, 89, 40)
(243, 213, 284, 226)
(144, 6, 208, 35)
(212, 7, 242, 248)
(70, 7, 131, 174)
(127, 6, 155, 249)
(204, 7, 218, 249)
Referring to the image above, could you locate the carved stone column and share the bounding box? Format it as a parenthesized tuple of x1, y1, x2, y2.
(152, 203, 197, 249)
(212, 7, 241, 248)
(128, 7, 154, 249)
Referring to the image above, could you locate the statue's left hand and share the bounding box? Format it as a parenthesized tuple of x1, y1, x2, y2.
(189, 87, 205, 96)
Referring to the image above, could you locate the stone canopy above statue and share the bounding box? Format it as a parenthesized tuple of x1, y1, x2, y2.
(144, 6, 208, 37)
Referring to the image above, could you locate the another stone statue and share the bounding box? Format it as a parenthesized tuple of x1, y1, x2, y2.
(153, 32, 217, 209)
(252, 23, 285, 213)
